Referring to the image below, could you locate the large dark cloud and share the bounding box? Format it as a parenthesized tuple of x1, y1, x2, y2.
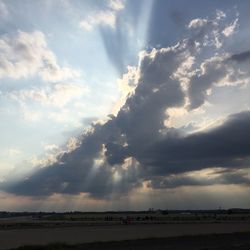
(140, 111, 250, 176)
(5, 41, 187, 198)
(5, 110, 250, 198)
(5, 122, 141, 198)
(3, 11, 250, 199)
(149, 169, 250, 189)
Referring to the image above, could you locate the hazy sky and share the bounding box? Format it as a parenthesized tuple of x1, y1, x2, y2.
(1, 0, 250, 211)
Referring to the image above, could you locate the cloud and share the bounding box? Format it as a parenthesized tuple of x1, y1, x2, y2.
(141, 111, 250, 176)
(187, 55, 229, 109)
(222, 18, 238, 37)
(0, 31, 79, 82)
(108, 0, 125, 11)
(44, 144, 59, 152)
(9, 83, 88, 108)
(0, 0, 8, 19)
(22, 110, 42, 122)
(188, 18, 208, 29)
(229, 50, 250, 63)
(5, 148, 22, 157)
(80, 11, 116, 31)
(79, 0, 125, 31)
(4, 10, 250, 199)
(186, 10, 234, 49)
(149, 168, 250, 189)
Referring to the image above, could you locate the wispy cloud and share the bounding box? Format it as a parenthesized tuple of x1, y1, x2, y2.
(9, 83, 88, 108)
(79, 0, 125, 31)
(108, 0, 125, 11)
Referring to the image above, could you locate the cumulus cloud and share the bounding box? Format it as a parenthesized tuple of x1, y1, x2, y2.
(4, 11, 250, 199)
(79, 0, 125, 31)
(0, 31, 79, 82)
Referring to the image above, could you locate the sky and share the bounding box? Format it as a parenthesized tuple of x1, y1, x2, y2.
(0, 0, 250, 211)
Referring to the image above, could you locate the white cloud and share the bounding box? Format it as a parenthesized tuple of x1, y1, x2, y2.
(48, 109, 70, 123)
(21, 107, 42, 122)
(6, 148, 22, 157)
(10, 83, 88, 108)
(28, 154, 58, 168)
(48, 83, 88, 107)
(215, 10, 226, 20)
(108, 0, 125, 11)
(0, 31, 79, 82)
(46, 108, 82, 127)
(79, 0, 125, 31)
(188, 18, 208, 29)
(222, 18, 238, 37)
(67, 137, 80, 151)
(118, 65, 139, 95)
(187, 11, 231, 49)
(80, 11, 116, 31)
(44, 144, 59, 152)
(112, 66, 139, 114)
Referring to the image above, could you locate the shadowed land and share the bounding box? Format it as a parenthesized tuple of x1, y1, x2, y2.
(1, 222, 250, 249)
(9, 232, 250, 250)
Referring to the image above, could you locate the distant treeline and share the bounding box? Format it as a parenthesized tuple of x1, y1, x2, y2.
(0, 208, 250, 218)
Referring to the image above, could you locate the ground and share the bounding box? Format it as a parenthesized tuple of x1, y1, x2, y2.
(10, 232, 250, 250)
(1, 211, 250, 249)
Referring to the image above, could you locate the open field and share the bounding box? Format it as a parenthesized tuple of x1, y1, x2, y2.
(1, 211, 250, 249)
(1, 222, 250, 249)
(1, 210, 250, 230)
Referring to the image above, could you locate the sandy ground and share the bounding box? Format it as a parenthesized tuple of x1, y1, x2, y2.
(1, 222, 250, 250)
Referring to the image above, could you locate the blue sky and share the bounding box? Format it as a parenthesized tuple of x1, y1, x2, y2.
(1, 0, 250, 211)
